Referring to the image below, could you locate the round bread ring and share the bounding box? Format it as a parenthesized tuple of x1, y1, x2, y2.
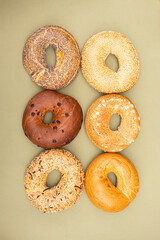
(23, 25, 81, 89)
(85, 94, 140, 152)
(24, 149, 84, 212)
(82, 31, 139, 93)
(22, 90, 83, 149)
(85, 153, 139, 212)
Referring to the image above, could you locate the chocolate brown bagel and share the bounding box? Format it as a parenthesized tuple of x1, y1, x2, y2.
(23, 25, 81, 89)
(22, 90, 83, 148)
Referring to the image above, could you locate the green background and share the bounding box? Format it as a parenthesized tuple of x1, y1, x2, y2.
(1, 0, 160, 239)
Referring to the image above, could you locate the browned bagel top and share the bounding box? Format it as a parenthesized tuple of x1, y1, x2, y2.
(85, 153, 139, 212)
(22, 90, 83, 148)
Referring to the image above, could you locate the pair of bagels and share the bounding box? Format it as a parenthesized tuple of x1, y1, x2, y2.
(82, 30, 140, 151)
(24, 149, 138, 213)
(23, 26, 139, 93)
(23, 26, 83, 149)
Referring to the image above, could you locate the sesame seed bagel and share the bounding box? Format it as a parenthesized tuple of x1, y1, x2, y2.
(23, 25, 81, 89)
(24, 149, 84, 213)
(85, 153, 139, 212)
(85, 94, 140, 152)
(81, 31, 139, 93)
(22, 90, 83, 149)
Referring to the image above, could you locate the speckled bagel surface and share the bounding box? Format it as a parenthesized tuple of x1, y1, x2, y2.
(24, 149, 84, 212)
(82, 31, 139, 93)
(22, 90, 83, 149)
(85, 94, 140, 152)
(23, 25, 81, 89)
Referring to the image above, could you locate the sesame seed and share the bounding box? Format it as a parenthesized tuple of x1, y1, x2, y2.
(115, 105, 118, 110)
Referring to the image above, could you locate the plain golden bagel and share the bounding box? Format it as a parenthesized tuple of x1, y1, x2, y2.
(81, 31, 139, 93)
(24, 149, 84, 213)
(22, 90, 83, 149)
(85, 94, 140, 152)
(23, 25, 81, 89)
(85, 153, 139, 212)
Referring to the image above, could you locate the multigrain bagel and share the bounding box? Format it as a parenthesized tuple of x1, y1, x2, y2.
(82, 31, 139, 93)
(24, 149, 84, 212)
(85, 153, 139, 212)
(85, 94, 140, 152)
(22, 90, 83, 149)
(23, 25, 81, 89)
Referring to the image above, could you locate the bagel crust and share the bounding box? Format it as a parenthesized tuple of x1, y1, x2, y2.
(85, 153, 139, 212)
(82, 31, 139, 93)
(22, 90, 83, 149)
(23, 25, 81, 89)
(24, 149, 84, 212)
(85, 94, 140, 152)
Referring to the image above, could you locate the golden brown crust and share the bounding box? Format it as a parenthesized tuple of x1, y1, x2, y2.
(85, 153, 139, 212)
(82, 31, 139, 93)
(24, 149, 84, 212)
(23, 25, 81, 89)
(22, 90, 83, 148)
(85, 94, 140, 152)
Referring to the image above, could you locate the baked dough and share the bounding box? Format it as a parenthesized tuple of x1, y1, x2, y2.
(24, 149, 84, 212)
(23, 25, 81, 89)
(82, 31, 139, 93)
(85, 94, 140, 152)
(22, 90, 83, 149)
(85, 153, 139, 212)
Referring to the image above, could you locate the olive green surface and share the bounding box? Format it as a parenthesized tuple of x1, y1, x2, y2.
(0, 0, 160, 239)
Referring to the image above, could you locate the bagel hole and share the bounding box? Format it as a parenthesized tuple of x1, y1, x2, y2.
(43, 111, 54, 124)
(107, 172, 117, 187)
(105, 53, 119, 72)
(46, 170, 62, 188)
(109, 113, 121, 131)
(45, 45, 56, 68)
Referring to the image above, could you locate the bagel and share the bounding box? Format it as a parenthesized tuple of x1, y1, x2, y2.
(85, 94, 140, 152)
(82, 31, 139, 93)
(22, 90, 83, 149)
(23, 25, 81, 89)
(85, 153, 139, 212)
(24, 149, 84, 212)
